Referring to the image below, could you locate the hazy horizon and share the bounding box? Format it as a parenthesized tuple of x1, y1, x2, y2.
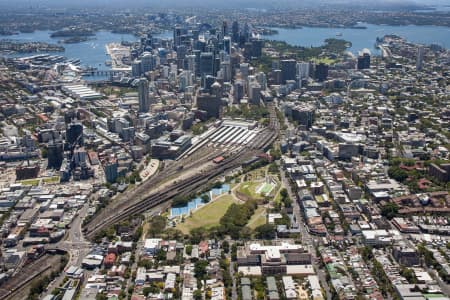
(0, 0, 448, 10)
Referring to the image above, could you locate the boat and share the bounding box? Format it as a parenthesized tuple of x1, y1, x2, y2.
(336, 32, 343, 37)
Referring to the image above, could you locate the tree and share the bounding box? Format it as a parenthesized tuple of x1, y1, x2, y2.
(270, 148, 281, 160)
(254, 224, 276, 239)
(268, 163, 279, 174)
(96, 293, 108, 300)
(138, 259, 153, 269)
(143, 285, 159, 296)
(190, 227, 207, 244)
(185, 245, 193, 255)
(193, 289, 203, 300)
(172, 195, 191, 207)
(388, 166, 408, 182)
(147, 216, 166, 237)
(194, 260, 209, 280)
(222, 241, 230, 254)
(155, 249, 167, 262)
(201, 194, 210, 203)
(380, 202, 399, 220)
(400, 267, 417, 284)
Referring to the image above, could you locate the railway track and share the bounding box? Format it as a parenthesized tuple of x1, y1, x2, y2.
(85, 147, 258, 239)
(0, 255, 60, 300)
(84, 113, 279, 239)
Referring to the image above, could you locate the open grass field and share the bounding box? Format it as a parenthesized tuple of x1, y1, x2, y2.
(19, 179, 40, 186)
(238, 181, 264, 199)
(19, 176, 60, 186)
(43, 176, 60, 184)
(176, 195, 237, 234)
(247, 207, 267, 230)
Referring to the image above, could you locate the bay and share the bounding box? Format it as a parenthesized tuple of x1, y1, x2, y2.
(0, 30, 138, 70)
(264, 23, 450, 55)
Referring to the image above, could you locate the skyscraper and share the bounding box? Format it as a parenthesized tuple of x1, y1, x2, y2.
(173, 26, 187, 49)
(223, 36, 232, 54)
(220, 60, 232, 82)
(357, 53, 371, 70)
(315, 63, 329, 82)
(138, 78, 150, 113)
(200, 52, 214, 77)
(131, 60, 142, 77)
(297, 62, 310, 79)
(104, 159, 118, 183)
(47, 140, 64, 170)
(222, 21, 228, 38)
(66, 123, 83, 148)
(416, 46, 424, 71)
(280, 59, 297, 84)
(234, 80, 244, 103)
(141, 52, 154, 73)
(196, 91, 222, 119)
(232, 21, 239, 44)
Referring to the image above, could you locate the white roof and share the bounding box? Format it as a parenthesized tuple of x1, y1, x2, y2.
(308, 275, 321, 290)
(144, 238, 162, 249)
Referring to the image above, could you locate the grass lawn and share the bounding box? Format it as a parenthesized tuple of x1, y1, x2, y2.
(311, 57, 337, 65)
(176, 195, 237, 234)
(247, 207, 267, 230)
(43, 176, 60, 184)
(274, 189, 282, 204)
(244, 166, 267, 181)
(238, 181, 264, 199)
(19, 178, 40, 186)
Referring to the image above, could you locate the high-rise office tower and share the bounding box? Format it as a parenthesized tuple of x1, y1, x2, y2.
(357, 52, 371, 70)
(297, 62, 310, 79)
(315, 63, 329, 82)
(280, 59, 297, 84)
(173, 26, 187, 49)
(131, 60, 142, 77)
(234, 80, 244, 103)
(197, 83, 222, 119)
(232, 21, 240, 44)
(256, 72, 267, 90)
(104, 159, 118, 183)
(200, 52, 214, 77)
(186, 54, 196, 74)
(222, 21, 228, 38)
(220, 60, 232, 82)
(248, 82, 262, 105)
(416, 46, 424, 71)
(47, 140, 64, 170)
(250, 38, 264, 58)
(66, 123, 83, 147)
(179, 71, 193, 92)
(138, 78, 150, 113)
(193, 50, 201, 76)
(141, 52, 153, 73)
(223, 36, 231, 54)
(240, 63, 250, 79)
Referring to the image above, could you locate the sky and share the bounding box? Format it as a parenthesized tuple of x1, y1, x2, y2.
(0, 0, 448, 9)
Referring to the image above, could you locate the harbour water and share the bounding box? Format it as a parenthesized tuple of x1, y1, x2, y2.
(265, 23, 450, 54)
(0, 30, 138, 70)
(1, 23, 449, 72)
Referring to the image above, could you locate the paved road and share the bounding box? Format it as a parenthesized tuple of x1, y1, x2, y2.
(44, 201, 92, 297)
(280, 167, 332, 300)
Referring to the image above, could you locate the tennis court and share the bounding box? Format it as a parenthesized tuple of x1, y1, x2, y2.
(257, 182, 274, 196)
